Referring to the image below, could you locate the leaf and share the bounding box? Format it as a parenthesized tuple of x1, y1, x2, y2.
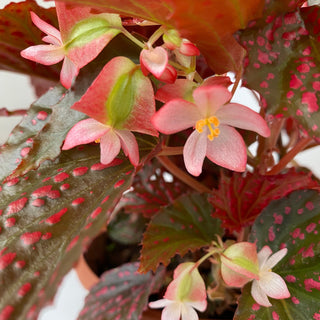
(0, 143, 138, 320)
(122, 160, 190, 218)
(235, 189, 320, 320)
(0, 34, 142, 183)
(209, 169, 318, 232)
(78, 262, 165, 320)
(263, 0, 306, 16)
(54, 0, 265, 73)
(139, 193, 222, 273)
(239, 6, 320, 140)
(0, 1, 60, 79)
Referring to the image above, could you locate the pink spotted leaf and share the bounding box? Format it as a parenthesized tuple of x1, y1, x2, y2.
(0, 1, 60, 80)
(78, 262, 165, 320)
(235, 189, 320, 318)
(139, 193, 222, 273)
(209, 169, 319, 232)
(240, 6, 320, 141)
(0, 131, 157, 319)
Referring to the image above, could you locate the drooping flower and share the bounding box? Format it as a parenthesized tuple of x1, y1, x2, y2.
(62, 56, 158, 166)
(251, 246, 290, 307)
(21, 2, 122, 88)
(220, 242, 260, 288)
(152, 85, 270, 176)
(149, 262, 207, 320)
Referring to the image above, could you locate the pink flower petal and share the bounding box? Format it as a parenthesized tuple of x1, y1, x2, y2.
(116, 129, 139, 166)
(60, 56, 80, 89)
(42, 35, 61, 46)
(183, 130, 207, 176)
(221, 263, 253, 287)
(156, 64, 177, 84)
(216, 103, 270, 137)
(152, 99, 200, 134)
(140, 46, 168, 78)
(181, 304, 199, 320)
(188, 300, 207, 313)
(62, 118, 109, 150)
(258, 272, 290, 300)
(193, 85, 231, 117)
(30, 12, 62, 43)
(21, 45, 65, 65)
(206, 125, 247, 172)
(179, 40, 200, 56)
(100, 129, 121, 164)
(251, 280, 272, 307)
(257, 246, 273, 267)
(162, 302, 181, 320)
(149, 299, 170, 309)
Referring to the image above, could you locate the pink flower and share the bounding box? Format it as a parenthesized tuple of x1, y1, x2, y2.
(152, 85, 270, 176)
(149, 262, 207, 320)
(62, 56, 158, 166)
(140, 46, 177, 83)
(251, 246, 290, 307)
(220, 242, 260, 287)
(21, 2, 121, 88)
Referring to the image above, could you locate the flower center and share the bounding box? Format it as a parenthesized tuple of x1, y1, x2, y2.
(195, 116, 220, 141)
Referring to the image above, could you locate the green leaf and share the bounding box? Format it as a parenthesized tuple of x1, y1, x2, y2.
(139, 193, 222, 273)
(78, 263, 165, 320)
(240, 6, 320, 140)
(0, 143, 137, 320)
(236, 190, 320, 320)
(0, 1, 60, 79)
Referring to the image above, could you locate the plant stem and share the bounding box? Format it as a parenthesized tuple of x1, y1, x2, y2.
(0, 108, 27, 117)
(266, 136, 312, 175)
(121, 27, 145, 48)
(158, 146, 183, 156)
(157, 155, 211, 193)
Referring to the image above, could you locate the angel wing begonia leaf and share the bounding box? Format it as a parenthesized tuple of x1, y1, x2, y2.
(0, 1, 60, 79)
(54, 0, 265, 73)
(239, 6, 320, 141)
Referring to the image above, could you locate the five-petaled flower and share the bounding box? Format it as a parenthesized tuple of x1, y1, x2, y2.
(251, 246, 290, 307)
(149, 262, 207, 320)
(152, 85, 270, 176)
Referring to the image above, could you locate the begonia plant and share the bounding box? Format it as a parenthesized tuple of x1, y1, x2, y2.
(0, 0, 320, 319)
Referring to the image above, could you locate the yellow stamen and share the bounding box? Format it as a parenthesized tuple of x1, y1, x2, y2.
(195, 116, 220, 141)
(95, 138, 101, 143)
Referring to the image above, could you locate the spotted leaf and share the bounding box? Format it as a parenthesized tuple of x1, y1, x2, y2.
(139, 193, 222, 273)
(240, 6, 320, 140)
(54, 0, 264, 74)
(209, 169, 318, 232)
(0, 140, 151, 320)
(235, 189, 320, 319)
(78, 262, 164, 320)
(0, 1, 60, 79)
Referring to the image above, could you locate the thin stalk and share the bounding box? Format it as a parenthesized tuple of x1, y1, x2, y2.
(157, 155, 211, 193)
(158, 146, 183, 156)
(121, 27, 145, 48)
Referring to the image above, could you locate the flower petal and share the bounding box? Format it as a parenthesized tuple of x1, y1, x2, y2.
(251, 280, 272, 307)
(221, 263, 253, 287)
(21, 45, 65, 65)
(30, 12, 62, 43)
(62, 118, 109, 150)
(100, 129, 121, 164)
(257, 246, 273, 268)
(116, 129, 139, 166)
(192, 85, 231, 117)
(206, 125, 247, 172)
(60, 56, 80, 89)
(183, 130, 207, 176)
(149, 299, 171, 309)
(152, 99, 200, 134)
(181, 303, 199, 320)
(264, 248, 288, 270)
(188, 300, 207, 313)
(215, 103, 270, 137)
(161, 302, 181, 320)
(258, 272, 291, 300)
(140, 46, 168, 78)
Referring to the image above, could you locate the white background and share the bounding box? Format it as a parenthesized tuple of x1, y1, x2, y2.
(1, 1, 320, 320)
